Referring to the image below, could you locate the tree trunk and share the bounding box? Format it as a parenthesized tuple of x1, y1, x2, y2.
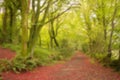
(101, 0, 107, 41)
(2, 1, 11, 43)
(28, 0, 51, 56)
(49, 18, 59, 48)
(50, 37, 53, 48)
(2, 7, 7, 42)
(21, 0, 29, 56)
(119, 45, 120, 60)
(107, 5, 117, 58)
(9, 8, 18, 44)
(28, 27, 42, 56)
(39, 34, 42, 47)
(107, 18, 114, 58)
(53, 37, 59, 47)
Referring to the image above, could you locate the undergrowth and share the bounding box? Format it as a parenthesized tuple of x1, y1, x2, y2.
(88, 52, 120, 72)
(0, 43, 75, 73)
(0, 47, 57, 73)
(1, 43, 21, 53)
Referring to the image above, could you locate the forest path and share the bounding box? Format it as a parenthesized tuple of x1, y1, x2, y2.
(52, 52, 120, 80)
(1, 48, 120, 80)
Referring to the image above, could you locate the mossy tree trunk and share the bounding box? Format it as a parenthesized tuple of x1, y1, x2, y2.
(21, 0, 29, 56)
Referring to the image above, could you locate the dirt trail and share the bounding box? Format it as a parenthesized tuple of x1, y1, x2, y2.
(0, 47, 15, 60)
(52, 52, 120, 80)
(1, 48, 120, 80)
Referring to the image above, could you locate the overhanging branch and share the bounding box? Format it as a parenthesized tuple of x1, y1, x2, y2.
(43, 5, 72, 25)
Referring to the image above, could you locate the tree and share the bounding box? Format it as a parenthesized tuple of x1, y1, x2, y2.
(28, 0, 52, 57)
(107, 0, 120, 58)
(1, 0, 20, 44)
(20, 0, 29, 56)
(28, 0, 72, 56)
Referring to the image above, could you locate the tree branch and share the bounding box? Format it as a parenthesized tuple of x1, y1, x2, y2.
(43, 5, 72, 25)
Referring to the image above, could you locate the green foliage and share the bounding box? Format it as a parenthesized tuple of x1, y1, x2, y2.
(0, 59, 11, 72)
(11, 57, 26, 72)
(55, 39, 75, 60)
(11, 55, 39, 73)
(2, 43, 21, 53)
(90, 53, 107, 62)
(81, 43, 89, 53)
(0, 59, 11, 80)
(0, 43, 75, 73)
(10, 47, 57, 73)
(1, 0, 120, 74)
(0, 47, 59, 73)
(34, 47, 56, 65)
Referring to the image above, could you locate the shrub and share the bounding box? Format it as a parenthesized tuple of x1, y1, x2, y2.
(0, 45, 74, 73)
(9, 47, 57, 73)
(0, 59, 11, 72)
(10, 55, 39, 73)
(0, 47, 59, 73)
(0, 59, 11, 80)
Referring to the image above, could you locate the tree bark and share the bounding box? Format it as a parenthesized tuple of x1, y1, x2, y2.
(21, 0, 29, 56)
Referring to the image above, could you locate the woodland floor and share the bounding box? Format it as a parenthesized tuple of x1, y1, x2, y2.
(0, 47, 120, 80)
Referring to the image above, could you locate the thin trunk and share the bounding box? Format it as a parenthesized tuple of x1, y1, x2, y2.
(107, 4, 117, 58)
(49, 19, 59, 48)
(107, 21, 114, 58)
(50, 38, 53, 48)
(107, 23, 114, 58)
(102, 0, 107, 41)
(53, 37, 59, 47)
(9, 8, 13, 42)
(10, 8, 18, 44)
(28, 0, 41, 57)
(39, 34, 42, 47)
(51, 22, 59, 47)
(48, 21, 53, 48)
(119, 45, 120, 60)
(2, 7, 9, 43)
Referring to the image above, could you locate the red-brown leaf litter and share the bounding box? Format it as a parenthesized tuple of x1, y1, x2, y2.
(0, 47, 15, 60)
(0, 47, 120, 80)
